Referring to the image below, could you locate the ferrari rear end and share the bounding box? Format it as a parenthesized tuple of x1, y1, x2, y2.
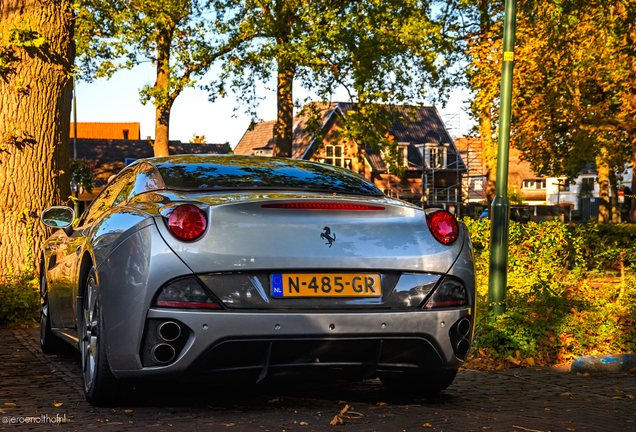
(98, 155, 475, 396)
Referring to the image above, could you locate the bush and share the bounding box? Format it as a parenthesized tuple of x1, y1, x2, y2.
(0, 268, 39, 327)
(465, 218, 636, 366)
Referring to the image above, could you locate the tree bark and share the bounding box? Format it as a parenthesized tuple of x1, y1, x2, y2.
(596, 150, 611, 224)
(275, 63, 295, 158)
(0, 0, 74, 273)
(480, 111, 497, 206)
(153, 29, 173, 157)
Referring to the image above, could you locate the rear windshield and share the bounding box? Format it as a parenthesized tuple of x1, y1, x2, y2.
(151, 155, 383, 196)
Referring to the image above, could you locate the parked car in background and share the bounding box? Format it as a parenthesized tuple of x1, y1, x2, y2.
(39, 155, 476, 406)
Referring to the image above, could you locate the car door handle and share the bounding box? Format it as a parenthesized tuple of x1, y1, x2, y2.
(76, 246, 82, 255)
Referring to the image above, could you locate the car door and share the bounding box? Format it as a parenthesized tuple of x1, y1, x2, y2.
(49, 170, 136, 332)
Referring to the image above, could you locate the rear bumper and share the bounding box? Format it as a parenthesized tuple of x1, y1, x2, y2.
(112, 307, 473, 380)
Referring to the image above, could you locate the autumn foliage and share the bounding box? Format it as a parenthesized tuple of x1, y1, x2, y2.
(465, 218, 636, 369)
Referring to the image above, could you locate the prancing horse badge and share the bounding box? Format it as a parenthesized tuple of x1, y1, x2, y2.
(320, 227, 336, 248)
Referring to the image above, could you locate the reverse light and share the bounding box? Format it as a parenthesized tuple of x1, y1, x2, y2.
(168, 204, 207, 240)
(155, 277, 221, 309)
(261, 203, 385, 211)
(426, 210, 459, 244)
(424, 278, 468, 309)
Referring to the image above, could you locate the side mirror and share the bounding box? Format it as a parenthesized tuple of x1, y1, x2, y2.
(41, 206, 75, 236)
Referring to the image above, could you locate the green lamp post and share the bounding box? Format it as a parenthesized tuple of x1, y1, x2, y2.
(488, 0, 517, 315)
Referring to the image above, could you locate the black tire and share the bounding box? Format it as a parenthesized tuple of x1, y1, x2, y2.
(40, 271, 65, 354)
(80, 267, 129, 406)
(380, 369, 458, 395)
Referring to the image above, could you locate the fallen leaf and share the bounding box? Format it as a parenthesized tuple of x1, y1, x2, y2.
(560, 393, 572, 396)
(423, 423, 432, 428)
(583, 386, 590, 388)
(300, 422, 309, 425)
(330, 404, 350, 425)
(4, 403, 16, 406)
(630, 367, 636, 374)
(124, 409, 133, 413)
(223, 423, 235, 427)
(376, 402, 388, 406)
(526, 357, 535, 366)
(626, 394, 634, 399)
(53, 403, 63, 407)
(268, 398, 282, 403)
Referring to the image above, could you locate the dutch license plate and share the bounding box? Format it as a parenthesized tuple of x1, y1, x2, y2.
(271, 273, 381, 298)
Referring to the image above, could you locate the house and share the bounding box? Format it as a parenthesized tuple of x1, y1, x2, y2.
(452, 137, 550, 205)
(235, 102, 466, 211)
(70, 122, 141, 140)
(545, 163, 633, 221)
(73, 138, 231, 207)
(455, 137, 487, 203)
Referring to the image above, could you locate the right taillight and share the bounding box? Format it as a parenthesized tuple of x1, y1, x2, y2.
(426, 209, 459, 244)
(167, 204, 207, 241)
(424, 278, 468, 309)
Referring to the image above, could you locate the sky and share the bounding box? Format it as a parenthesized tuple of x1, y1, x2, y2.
(74, 62, 476, 149)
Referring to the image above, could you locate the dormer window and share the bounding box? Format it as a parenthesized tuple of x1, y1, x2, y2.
(419, 143, 447, 169)
(254, 149, 274, 157)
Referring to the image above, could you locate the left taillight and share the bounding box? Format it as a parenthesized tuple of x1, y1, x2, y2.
(155, 277, 221, 309)
(167, 204, 207, 241)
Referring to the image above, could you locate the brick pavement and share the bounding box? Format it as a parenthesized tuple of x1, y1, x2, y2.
(0, 327, 634, 431)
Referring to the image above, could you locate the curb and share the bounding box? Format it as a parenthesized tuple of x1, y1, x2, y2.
(571, 354, 636, 374)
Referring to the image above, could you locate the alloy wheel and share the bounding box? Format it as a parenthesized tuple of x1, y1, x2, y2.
(81, 276, 99, 392)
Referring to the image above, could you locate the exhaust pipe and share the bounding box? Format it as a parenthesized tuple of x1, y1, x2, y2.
(456, 339, 471, 359)
(151, 343, 176, 364)
(158, 321, 181, 342)
(457, 318, 471, 337)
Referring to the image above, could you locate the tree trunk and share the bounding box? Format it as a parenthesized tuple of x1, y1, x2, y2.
(609, 168, 620, 223)
(631, 130, 636, 223)
(153, 30, 173, 157)
(154, 101, 172, 157)
(596, 151, 611, 224)
(275, 63, 295, 158)
(0, 0, 74, 273)
(480, 111, 496, 206)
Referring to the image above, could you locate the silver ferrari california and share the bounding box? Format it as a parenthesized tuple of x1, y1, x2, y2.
(39, 155, 475, 406)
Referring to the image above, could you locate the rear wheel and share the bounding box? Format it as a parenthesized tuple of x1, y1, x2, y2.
(40, 272, 65, 354)
(380, 369, 458, 395)
(80, 267, 129, 406)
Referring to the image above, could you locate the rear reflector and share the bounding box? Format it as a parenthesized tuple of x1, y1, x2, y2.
(156, 301, 221, 309)
(261, 203, 385, 211)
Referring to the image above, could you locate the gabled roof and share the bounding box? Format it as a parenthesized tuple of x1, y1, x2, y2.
(234, 121, 276, 155)
(233, 102, 465, 172)
(74, 139, 230, 181)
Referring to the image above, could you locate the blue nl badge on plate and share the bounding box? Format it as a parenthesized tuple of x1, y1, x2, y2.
(272, 274, 283, 297)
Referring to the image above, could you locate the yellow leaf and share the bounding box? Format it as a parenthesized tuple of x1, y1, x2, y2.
(526, 357, 535, 366)
(423, 423, 432, 427)
(124, 409, 133, 413)
(53, 403, 63, 407)
(4, 403, 16, 406)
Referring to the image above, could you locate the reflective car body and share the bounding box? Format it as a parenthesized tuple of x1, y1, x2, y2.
(40, 155, 475, 406)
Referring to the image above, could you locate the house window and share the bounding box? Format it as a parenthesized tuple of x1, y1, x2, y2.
(323, 145, 344, 167)
(559, 179, 570, 192)
(123, 130, 129, 140)
(522, 179, 546, 189)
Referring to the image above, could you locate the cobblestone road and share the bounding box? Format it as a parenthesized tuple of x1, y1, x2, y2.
(1, 328, 634, 431)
